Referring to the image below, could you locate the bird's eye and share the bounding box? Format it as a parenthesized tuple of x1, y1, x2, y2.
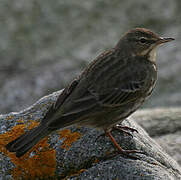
(139, 38, 147, 43)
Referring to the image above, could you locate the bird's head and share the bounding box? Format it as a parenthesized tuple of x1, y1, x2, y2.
(116, 28, 174, 62)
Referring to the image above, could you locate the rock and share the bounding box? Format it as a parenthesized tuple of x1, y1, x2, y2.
(133, 108, 181, 166)
(0, 91, 181, 179)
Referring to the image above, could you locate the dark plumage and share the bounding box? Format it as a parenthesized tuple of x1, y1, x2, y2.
(6, 28, 174, 157)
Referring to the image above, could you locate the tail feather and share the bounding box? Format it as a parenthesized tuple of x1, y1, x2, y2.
(6, 124, 50, 157)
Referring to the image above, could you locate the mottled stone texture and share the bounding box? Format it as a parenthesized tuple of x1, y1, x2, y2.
(0, 91, 181, 179)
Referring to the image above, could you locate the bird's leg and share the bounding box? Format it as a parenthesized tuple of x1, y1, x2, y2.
(95, 125, 137, 142)
(105, 129, 143, 155)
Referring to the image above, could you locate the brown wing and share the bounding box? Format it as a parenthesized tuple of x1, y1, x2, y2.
(45, 75, 146, 129)
(43, 54, 154, 129)
(41, 79, 79, 124)
(88, 80, 145, 108)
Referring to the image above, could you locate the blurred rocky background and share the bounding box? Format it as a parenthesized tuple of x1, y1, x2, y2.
(0, 1, 181, 177)
(0, 0, 180, 113)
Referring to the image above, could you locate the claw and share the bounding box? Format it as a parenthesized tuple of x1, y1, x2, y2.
(105, 130, 143, 158)
(121, 149, 144, 154)
(111, 150, 144, 159)
(115, 125, 138, 133)
(113, 126, 133, 138)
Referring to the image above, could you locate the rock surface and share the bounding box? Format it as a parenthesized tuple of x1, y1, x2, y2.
(0, 0, 181, 113)
(133, 108, 181, 166)
(0, 91, 181, 179)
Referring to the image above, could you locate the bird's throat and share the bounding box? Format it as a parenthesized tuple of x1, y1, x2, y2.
(139, 47, 157, 63)
(148, 48, 157, 63)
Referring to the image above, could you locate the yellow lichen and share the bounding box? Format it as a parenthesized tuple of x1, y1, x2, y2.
(17, 118, 25, 123)
(59, 129, 82, 150)
(5, 115, 15, 120)
(0, 121, 56, 180)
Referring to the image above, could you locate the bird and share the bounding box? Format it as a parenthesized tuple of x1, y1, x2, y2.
(6, 28, 174, 158)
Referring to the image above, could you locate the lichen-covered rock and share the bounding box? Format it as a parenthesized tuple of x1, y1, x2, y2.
(0, 91, 181, 179)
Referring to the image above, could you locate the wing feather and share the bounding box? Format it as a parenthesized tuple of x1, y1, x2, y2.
(43, 53, 152, 130)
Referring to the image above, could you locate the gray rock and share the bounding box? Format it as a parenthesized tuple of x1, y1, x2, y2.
(133, 108, 181, 166)
(0, 91, 180, 179)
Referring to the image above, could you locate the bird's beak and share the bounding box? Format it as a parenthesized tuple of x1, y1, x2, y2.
(157, 37, 175, 44)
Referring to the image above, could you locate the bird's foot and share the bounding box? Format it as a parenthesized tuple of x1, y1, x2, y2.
(95, 125, 138, 141)
(113, 125, 138, 138)
(105, 130, 144, 159)
(115, 124, 138, 133)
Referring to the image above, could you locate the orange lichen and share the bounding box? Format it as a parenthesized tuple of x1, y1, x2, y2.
(0, 121, 56, 180)
(59, 129, 82, 150)
(94, 158, 99, 164)
(5, 115, 15, 120)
